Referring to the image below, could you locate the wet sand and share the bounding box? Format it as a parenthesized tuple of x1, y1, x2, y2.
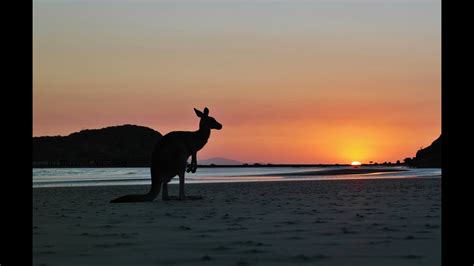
(33, 178, 441, 266)
(254, 167, 407, 176)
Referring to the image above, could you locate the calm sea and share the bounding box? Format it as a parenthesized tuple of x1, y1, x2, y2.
(32, 166, 441, 188)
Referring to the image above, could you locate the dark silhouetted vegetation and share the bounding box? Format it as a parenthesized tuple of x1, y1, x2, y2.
(33, 125, 162, 167)
(403, 135, 441, 168)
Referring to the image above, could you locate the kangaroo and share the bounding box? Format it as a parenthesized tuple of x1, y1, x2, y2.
(110, 107, 222, 203)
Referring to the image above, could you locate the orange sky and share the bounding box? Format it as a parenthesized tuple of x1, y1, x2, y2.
(33, 0, 441, 164)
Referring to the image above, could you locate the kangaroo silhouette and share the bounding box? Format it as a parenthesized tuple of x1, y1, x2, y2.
(110, 107, 222, 203)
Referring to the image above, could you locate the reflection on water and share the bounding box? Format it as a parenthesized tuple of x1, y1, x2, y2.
(32, 167, 441, 188)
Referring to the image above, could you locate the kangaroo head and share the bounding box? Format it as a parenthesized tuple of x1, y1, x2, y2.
(194, 107, 222, 130)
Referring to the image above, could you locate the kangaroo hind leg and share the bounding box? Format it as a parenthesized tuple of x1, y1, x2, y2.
(178, 163, 203, 201)
(178, 168, 185, 200)
(162, 180, 170, 201)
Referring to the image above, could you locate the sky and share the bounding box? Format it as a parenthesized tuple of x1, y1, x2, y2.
(33, 0, 441, 164)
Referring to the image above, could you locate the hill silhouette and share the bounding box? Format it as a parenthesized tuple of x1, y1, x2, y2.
(404, 135, 441, 168)
(33, 124, 441, 168)
(33, 125, 162, 167)
(414, 134, 441, 167)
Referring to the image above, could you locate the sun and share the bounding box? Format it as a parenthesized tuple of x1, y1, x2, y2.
(351, 161, 362, 167)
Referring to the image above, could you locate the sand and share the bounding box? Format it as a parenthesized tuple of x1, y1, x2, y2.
(254, 167, 407, 176)
(33, 178, 441, 266)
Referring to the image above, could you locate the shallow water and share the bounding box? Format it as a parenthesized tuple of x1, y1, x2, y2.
(32, 166, 441, 188)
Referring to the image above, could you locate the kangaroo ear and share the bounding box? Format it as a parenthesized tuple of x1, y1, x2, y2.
(203, 107, 209, 116)
(194, 108, 203, 117)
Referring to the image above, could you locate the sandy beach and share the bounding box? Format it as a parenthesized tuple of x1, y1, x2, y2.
(253, 167, 407, 177)
(33, 178, 441, 266)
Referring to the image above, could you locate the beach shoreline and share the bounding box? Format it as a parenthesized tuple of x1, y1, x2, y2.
(33, 178, 441, 266)
(252, 167, 408, 176)
(33, 166, 440, 188)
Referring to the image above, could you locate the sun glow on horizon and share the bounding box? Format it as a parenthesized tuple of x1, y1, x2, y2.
(32, 1, 441, 164)
(351, 161, 362, 167)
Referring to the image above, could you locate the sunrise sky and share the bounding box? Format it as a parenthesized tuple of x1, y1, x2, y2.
(33, 0, 441, 164)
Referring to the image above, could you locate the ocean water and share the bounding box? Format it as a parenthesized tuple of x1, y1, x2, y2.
(32, 166, 441, 188)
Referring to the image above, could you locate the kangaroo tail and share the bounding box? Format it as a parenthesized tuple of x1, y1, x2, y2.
(110, 167, 161, 203)
(110, 193, 151, 203)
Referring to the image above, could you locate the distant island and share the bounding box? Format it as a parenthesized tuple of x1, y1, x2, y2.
(33, 125, 441, 168)
(198, 157, 243, 165)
